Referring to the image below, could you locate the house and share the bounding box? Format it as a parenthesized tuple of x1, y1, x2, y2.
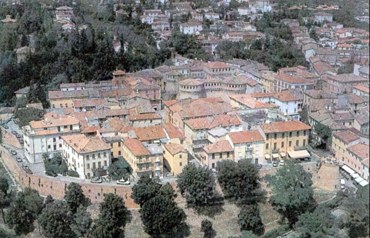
(303, 90, 337, 113)
(128, 113, 162, 127)
(203, 61, 235, 79)
(275, 74, 315, 92)
(226, 130, 264, 164)
(322, 74, 369, 95)
(62, 134, 111, 179)
(122, 138, 163, 178)
(204, 12, 220, 21)
(179, 19, 203, 35)
(1, 15, 16, 24)
(258, 121, 311, 161)
(162, 143, 188, 176)
(22, 116, 81, 163)
(201, 140, 234, 169)
(352, 85, 369, 98)
(332, 130, 361, 163)
(346, 143, 369, 180)
(314, 12, 333, 23)
(55, 6, 74, 23)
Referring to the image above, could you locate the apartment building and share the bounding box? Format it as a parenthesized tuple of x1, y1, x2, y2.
(258, 121, 311, 161)
(22, 116, 80, 163)
(346, 143, 369, 180)
(62, 134, 111, 179)
(332, 130, 361, 163)
(122, 138, 163, 178)
(226, 130, 265, 164)
(202, 140, 234, 169)
(162, 143, 188, 176)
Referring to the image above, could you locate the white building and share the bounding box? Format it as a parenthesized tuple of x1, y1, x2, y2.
(62, 134, 111, 179)
(180, 20, 203, 35)
(22, 116, 81, 163)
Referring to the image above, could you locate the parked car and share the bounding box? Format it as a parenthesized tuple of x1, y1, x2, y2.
(16, 134, 22, 138)
(11, 150, 17, 155)
(91, 177, 102, 183)
(16, 157, 22, 163)
(116, 178, 130, 185)
(22, 165, 33, 174)
(272, 161, 278, 167)
(4, 125, 8, 129)
(279, 160, 285, 166)
(45, 170, 58, 177)
(341, 179, 345, 190)
(11, 131, 17, 135)
(256, 164, 262, 170)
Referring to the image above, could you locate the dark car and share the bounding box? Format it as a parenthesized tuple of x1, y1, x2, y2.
(272, 161, 278, 167)
(11, 131, 17, 135)
(45, 171, 57, 177)
(4, 125, 9, 129)
(91, 177, 102, 183)
(11, 150, 17, 155)
(16, 157, 22, 163)
(16, 134, 22, 138)
(23, 165, 33, 174)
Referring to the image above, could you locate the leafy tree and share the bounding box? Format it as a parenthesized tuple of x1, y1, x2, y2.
(177, 163, 222, 217)
(38, 201, 77, 238)
(264, 160, 316, 226)
(344, 186, 369, 238)
(217, 159, 264, 205)
(91, 193, 132, 238)
(14, 107, 43, 127)
(314, 122, 332, 149)
(6, 188, 43, 235)
(108, 156, 132, 180)
(238, 205, 264, 235)
(173, 32, 205, 60)
(131, 174, 162, 207)
(294, 205, 336, 238)
(71, 205, 92, 238)
(64, 182, 91, 214)
(201, 219, 216, 238)
(0, 178, 10, 222)
(140, 195, 190, 238)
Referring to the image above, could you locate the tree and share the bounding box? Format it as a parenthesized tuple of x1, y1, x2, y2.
(294, 205, 336, 238)
(264, 160, 316, 226)
(64, 182, 91, 214)
(140, 195, 190, 238)
(108, 156, 132, 180)
(91, 193, 132, 238)
(238, 205, 264, 235)
(217, 159, 264, 205)
(177, 163, 222, 217)
(6, 188, 43, 235)
(71, 205, 92, 238)
(38, 201, 77, 238)
(14, 107, 43, 127)
(201, 219, 216, 238)
(314, 122, 332, 149)
(344, 186, 369, 238)
(131, 174, 162, 207)
(0, 178, 10, 223)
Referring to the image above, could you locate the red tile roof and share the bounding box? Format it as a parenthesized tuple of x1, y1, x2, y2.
(333, 130, 360, 144)
(164, 143, 186, 155)
(260, 121, 311, 133)
(124, 138, 150, 156)
(62, 134, 111, 153)
(204, 140, 233, 154)
(347, 143, 369, 160)
(133, 125, 167, 141)
(229, 130, 264, 144)
(162, 123, 186, 139)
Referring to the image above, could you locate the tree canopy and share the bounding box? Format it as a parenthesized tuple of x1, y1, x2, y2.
(264, 160, 316, 226)
(64, 182, 91, 214)
(238, 205, 264, 236)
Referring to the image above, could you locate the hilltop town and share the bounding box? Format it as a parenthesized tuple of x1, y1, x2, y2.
(0, 0, 369, 237)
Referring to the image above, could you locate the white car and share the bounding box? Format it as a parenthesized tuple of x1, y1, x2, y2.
(279, 160, 285, 166)
(116, 178, 130, 185)
(340, 179, 345, 189)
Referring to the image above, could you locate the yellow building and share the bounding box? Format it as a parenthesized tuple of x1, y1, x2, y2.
(332, 130, 360, 163)
(162, 143, 188, 176)
(122, 138, 163, 178)
(202, 140, 234, 169)
(258, 121, 311, 161)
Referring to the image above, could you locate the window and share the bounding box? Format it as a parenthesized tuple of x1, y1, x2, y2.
(220, 153, 223, 159)
(87, 163, 90, 169)
(227, 152, 230, 158)
(212, 163, 215, 168)
(53, 145, 56, 150)
(282, 133, 285, 138)
(98, 153, 101, 158)
(86, 155, 89, 160)
(146, 164, 149, 169)
(92, 154, 95, 159)
(48, 145, 51, 149)
(296, 131, 299, 136)
(274, 133, 277, 139)
(296, 140, 299, 146)
(98, 162, 101, 168)
(104, 152, 106, 157)
(266, 134, 269, 140)
(304, 130, 306, 136)
(53, 138, 56, 142)
(93, 163, 96, 169)
(303, 139, 306, 146)
(289, 141, 292, 147)
(179, 155, 182, 159)
(274, 143, 277, 150)
(179, 162, 182, 166)
(212, 154, 215, 159)
(118, 151, 121, 155)
(266, 143, 269, 149)
(281, 142, 284, 148)
(118, 142, 121, 147)
(139, 157, 142, 163)
(289, 132, 292, 137)
(59, 144, 62, 148)
(104, 161, 107, 166)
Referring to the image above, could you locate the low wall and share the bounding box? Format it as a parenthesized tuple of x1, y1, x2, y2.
(0, 145, 139, 207)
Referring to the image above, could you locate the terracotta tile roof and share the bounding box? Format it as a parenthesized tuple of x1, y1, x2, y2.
(204, 61, 230, 69)
(62, 134, 111, 153)
(333, 130, 360, 144)
(347, 143, 369, 160)
(332, 112, 354, 121)
(229, 130, 264, 144)
(353, 85, 369, 93)
(164, 100, 178, 107)
(184, 117, 212, 130)
(133, 125, 167, 141)
(276, 74, 313, 84)
(164, 143, 186, 155)
(128, 113, 162, 121)
(30, 117, 79, 129)
(327, 74, 367, 82)
(210, 113, 242, 128)
(204, 140, 233, 154)
(123, 138, 150, 156)
(162, 123, 186, 139)
(178, 98, 233, 119)
(179, 78, 204, 86)
(274, 90, 302, 102)
(73, 98, 108, 108)
(260, 121, 311, 133)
